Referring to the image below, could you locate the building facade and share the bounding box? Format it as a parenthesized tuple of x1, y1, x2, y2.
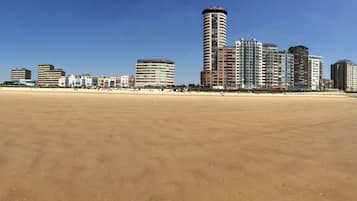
(331, 60, 357, 92)
(135, 59, 175, 88)
(308, 55, 323, 91)
(119, 75, 130, 88)
(262, 44, 280, 89)
(58, 74, 98, 88)
(288, 46, 309, 90)
(216, 47, 236, 89)
(38, 64, 65, 87)
(129, 75, 135, 88)
(11, 68, 31, 81)
(201, 6, 227, 87)
(104, 77, 117, 88)
(83, 75, 98, 88)
(236, 38, 263, 89)
(278, 51, 295, 90)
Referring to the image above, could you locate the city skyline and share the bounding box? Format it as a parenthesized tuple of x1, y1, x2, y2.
(0, 0, 357, 84)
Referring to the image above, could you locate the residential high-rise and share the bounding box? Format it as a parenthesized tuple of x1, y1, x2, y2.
(308, 55, 323, 91)
(278, 51, 295, 90)
(37, 64, 65, 87)
(201, 6, 227, 87)
(262, 44, 280, 89)
(135, 59, 175, 88)
(236, 38, 263, 89)
(331, 60, 357, 92)
(11, 68, 31, 81)
(288, 46, 309, 90)
(216, 47, 236, 88)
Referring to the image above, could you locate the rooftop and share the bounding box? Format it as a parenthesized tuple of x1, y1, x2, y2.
(202, 6, 227, 15)
(335, 59, 354, 64)
(263, 43, 278, 47)
(12, 68, 31, 71)
(289, 46, 309, 51)
(137, 59, 175, 65)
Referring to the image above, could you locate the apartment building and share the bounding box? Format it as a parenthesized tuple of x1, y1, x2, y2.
(288, 46, 309, 90)
(38, 64, 65, 87)
(236, 38, 263, 89)
(331, 60, 357, 92)
(262, 44, 280, 89)
(135, 59, 175, 88)
(201, 6, 228, 87)
(11, 68, 31, 81)
(278, 51, 295, 90)
(308, 56, 323, 91)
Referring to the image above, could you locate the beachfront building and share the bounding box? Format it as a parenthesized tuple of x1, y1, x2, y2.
(83, 75, 98, 88)
(321, 79, 334, 90)
(278, 51, 295, 90)
(119, 75, 130, 88)
(135, 59, 175, 88)
(308, 55, 323, 91)
(236, 38, 263, 89)
(216, 46, 236, 89)
(38, 64, 65, 87)
(129, 75, 135, 88)
(262, 44, 280, 89)
(11, 68, 31, 81)
(331, 60, 357, 92)
(288, 46, 309, 90)
(97, 76, 106, 88)
(201, 6, 228, 88)
(104, 77, 117, 88)
(58, 74, 98, 88)
(58, 76, 68, 87)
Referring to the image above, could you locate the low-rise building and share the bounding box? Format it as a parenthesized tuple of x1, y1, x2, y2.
(129, 75, 135, 88)
(104, 77, 117, 88)
(83, 75, 98, 88)
(97, 76, 106, 88)
(58, 74, 97, 88)
(120, 75, 130, 88)
(58, 76, 68, 87)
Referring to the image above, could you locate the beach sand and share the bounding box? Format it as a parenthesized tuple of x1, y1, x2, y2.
(0, 90, 356, 201)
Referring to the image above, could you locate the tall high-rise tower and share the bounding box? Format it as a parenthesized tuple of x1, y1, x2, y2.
(288, 46, 309, 90)
(201, 6, 227, 87)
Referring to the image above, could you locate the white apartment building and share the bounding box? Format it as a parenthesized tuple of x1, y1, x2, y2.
(236, 38, 263, 89)
(58, 74, 97, 88)
(135, 59, 175, 88)
(104, 77, 117, 88)
(308, 56, 323, 91)
(83, 75, 98, 88)
(58, 76, 68, 87)
(350, 64, 357, 92)
(120, 75, 130, 88)
(262, 44, 280, 89)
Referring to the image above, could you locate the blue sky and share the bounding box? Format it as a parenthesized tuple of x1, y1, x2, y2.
(0, 0, 356, 84)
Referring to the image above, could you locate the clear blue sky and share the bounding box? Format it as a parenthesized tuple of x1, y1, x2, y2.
(0, 0, 356, 84)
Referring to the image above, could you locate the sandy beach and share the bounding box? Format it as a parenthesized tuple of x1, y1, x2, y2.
(0, 89, 356, 201)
